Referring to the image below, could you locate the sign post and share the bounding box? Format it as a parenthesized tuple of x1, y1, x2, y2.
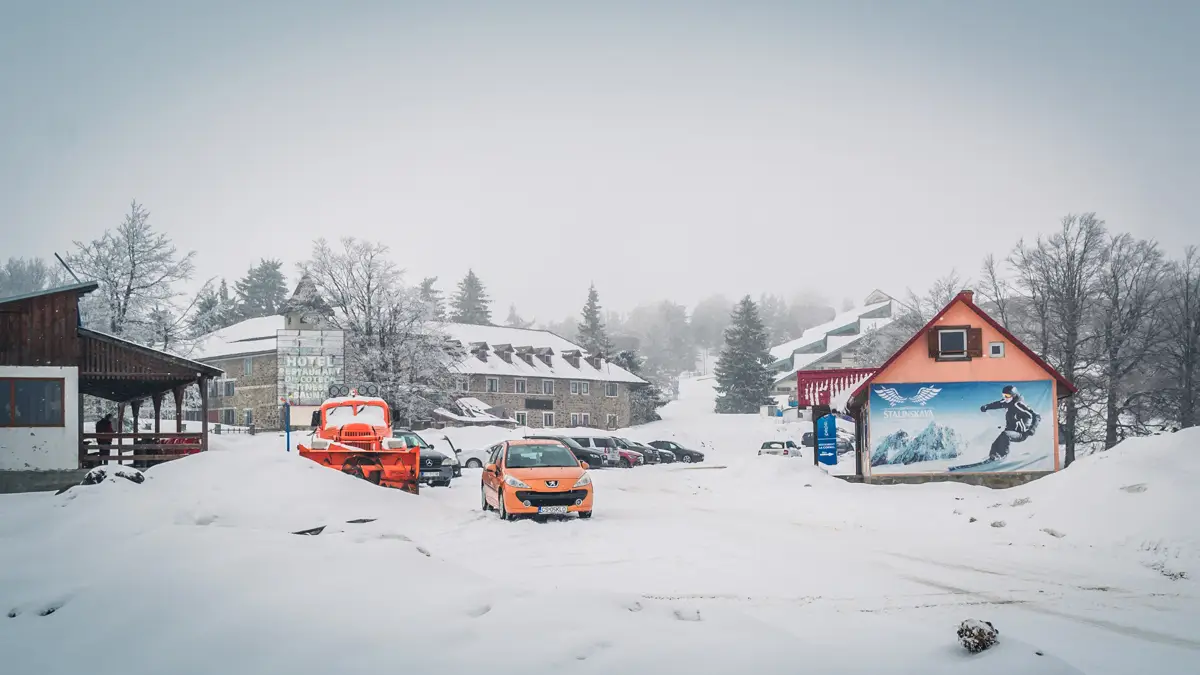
(815, 408, 838, 467)
(281, 396, 292, 452)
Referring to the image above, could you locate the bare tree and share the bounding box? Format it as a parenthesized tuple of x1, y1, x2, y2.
(1093, 234, 1169, 447)
(1160, 246, 1200, 429)
(1010, 213, 1108, 465)
(67, 201, 196, 341)
(301, 237, 459, 423)
(855, 270, 968, 367)
(977, 254, 1012, 327)
(0, 256, 70, 297)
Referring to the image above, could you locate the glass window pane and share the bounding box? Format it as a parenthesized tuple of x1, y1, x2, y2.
(13, 379, 63, 426)
(0, 380, 11, 425)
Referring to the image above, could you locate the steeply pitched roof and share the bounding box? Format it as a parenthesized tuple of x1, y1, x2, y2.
(0, 280, 99, 306)
(847, 291, 1077, 408)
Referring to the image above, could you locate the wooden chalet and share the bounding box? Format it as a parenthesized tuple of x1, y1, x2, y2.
(0, 282, 223, 472)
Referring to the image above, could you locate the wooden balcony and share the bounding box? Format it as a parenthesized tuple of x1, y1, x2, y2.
(80, 432, 204, 468)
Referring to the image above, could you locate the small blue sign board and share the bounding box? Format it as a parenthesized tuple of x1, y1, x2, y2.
(816, 414, 838, 465)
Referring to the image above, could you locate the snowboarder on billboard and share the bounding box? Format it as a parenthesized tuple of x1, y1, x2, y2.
(979, 385, 1040, 461)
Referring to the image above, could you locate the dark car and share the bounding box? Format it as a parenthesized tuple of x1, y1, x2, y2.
(801, 431, 854, 453)
(648, 440, 704, 463)
(525, 434, 606, 468)
(394, 429, 454, 486)
(613, 436, 659, 464)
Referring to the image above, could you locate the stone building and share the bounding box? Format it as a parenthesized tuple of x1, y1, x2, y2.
(190, 296, 646, 430)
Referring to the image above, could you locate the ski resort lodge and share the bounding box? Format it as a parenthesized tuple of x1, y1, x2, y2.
(0, 282, 222, 492)
(842, 290, 1076, 485)
(191, 281, 647, 431)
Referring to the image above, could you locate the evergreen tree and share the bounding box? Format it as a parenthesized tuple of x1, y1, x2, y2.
(450, 269, 492, 324)
(505, 303, 533, 328)
(714, 296, 773, 414)
(611, 349, 666, 424)
(234, 258, 288, 319)
(418, 276, 447, 321)
(189, 278, 239, 337)
(576, 283, 614, 355)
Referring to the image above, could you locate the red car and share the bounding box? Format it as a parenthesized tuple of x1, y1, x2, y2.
(615, 444, 644, 468)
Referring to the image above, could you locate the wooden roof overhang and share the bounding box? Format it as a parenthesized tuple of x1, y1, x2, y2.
(78, 328, 223, 402)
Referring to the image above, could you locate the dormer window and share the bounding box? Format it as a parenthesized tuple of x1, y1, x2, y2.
(927, 326, 982, 361)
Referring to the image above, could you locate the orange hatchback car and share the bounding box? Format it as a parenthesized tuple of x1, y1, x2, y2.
(481, 439, 594, 520)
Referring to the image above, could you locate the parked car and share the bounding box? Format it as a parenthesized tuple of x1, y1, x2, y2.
(800, 431, 854, 453)
(457, 445, 492, 469)
(438, 435, 464, 477)
(569, 436, 622, 466)
(648, 440, 704, 463)
(613, 437, 659, 464)
(481, 439, 594, 520)
(525, 434, 606, 468)
(651, 444, 676, 463)
(758, 440, 800, 458)
(393, 429, 455, 486)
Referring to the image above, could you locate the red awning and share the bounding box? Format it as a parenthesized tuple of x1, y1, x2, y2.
(794, 368, 877, 408)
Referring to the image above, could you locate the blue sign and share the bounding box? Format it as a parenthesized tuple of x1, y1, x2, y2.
(816, 413, 838, 465)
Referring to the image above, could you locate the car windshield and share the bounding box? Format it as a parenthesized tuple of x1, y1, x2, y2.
(763, 442, 785, 449)
(324, 403, 388, 428)
(506, 443, 580, 468)
(392, 433, 430, 448)
(612, 438, 631, 448)
(541, 436, 585, 451)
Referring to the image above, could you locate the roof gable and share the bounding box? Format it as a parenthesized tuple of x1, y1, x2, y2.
(849, 291, 1076, 404)
(0, 281, 99, 306)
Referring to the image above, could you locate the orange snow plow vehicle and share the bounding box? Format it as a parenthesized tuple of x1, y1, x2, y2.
(297, 390, 421, 494)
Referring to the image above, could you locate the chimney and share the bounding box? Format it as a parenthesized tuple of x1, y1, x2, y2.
(960, 289, 974, 303)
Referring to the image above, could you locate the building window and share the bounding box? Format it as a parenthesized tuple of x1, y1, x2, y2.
(571, 381, 590, 395)
(581, 413, 590, 427)
(607, 414, 618, 429)
(570, 412, 580, 427)
(542, 412, 555, 427)
(989, 342, 1005, 358)
(486, 377, 499, 393)
(936, 328, 968, 359)
(244, 409, 254, 427)
(243, 358, 253, 376)
(515, 411, 528, 426)
(605, 382, 618, 397)
(542, 380, 554, 395)
(514, 378, 527, 394)
(458, 377, 470, 392)
(0, 378, 65, 427)
(221, 409, 236, 425)
(213, 379, 237, 397)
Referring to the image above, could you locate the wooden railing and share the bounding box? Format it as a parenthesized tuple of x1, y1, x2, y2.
(80, 432, 204, 467)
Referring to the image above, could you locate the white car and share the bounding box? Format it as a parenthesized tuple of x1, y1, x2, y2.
(454, 443, 492, 469)
(759, 440, 801, 458)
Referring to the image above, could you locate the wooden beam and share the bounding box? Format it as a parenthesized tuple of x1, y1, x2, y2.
(200, 377, 209, 453)
(117, 402, 125, 447)
(131, 399, 141, 436)
(152, 392, 163, 436)
(173, 386, 185, 433)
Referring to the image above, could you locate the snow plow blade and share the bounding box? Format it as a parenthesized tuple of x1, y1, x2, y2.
(298, 444, 421, 495)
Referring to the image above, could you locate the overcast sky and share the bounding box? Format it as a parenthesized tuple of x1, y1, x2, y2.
(2, 1, 1196, 320)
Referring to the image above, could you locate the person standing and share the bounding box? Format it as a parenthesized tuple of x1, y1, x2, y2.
(95, 413, 114, 459)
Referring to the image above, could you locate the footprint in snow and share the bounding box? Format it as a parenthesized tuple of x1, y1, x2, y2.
(673, 609, 702, 622)
(39, 601, 66, 616)
(7, 608, 18, 618)
(467, 604, 492, 618)
(415, 546, 432, 557)
(575, 640, 613, 660)
(626, 601, 643, 612)
(1120, 483, 1148, 493)
(195, 514, 218, 526)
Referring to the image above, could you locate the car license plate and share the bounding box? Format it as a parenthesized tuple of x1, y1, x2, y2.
(537, 505, 569, 515)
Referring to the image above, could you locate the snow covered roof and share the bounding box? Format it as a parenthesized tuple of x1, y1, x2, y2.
(434, 397, 517, 425)
(768, 292, 895, 378)
(192, 315, 286, 360)
(192, 316, 645, 384)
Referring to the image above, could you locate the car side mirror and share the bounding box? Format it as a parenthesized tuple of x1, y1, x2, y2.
(485, 463, 498, 473)
(580, 461, 589, 469)
(430, 443, 436, 449)
(454, 448, 461, 453)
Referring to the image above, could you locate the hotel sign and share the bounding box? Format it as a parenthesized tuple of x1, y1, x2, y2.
(277, 330, 345, 405)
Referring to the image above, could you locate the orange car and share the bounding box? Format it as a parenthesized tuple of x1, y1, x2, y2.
(481, 439, 594, 520)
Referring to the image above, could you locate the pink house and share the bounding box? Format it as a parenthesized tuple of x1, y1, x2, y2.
(846, 290, 1075, 482)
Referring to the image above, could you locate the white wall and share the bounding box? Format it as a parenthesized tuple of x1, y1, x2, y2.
(0, 366, 79, 471)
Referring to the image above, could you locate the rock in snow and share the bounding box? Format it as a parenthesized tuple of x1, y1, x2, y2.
(958, 619, 1000, 653)
(81, 465, 145, 486)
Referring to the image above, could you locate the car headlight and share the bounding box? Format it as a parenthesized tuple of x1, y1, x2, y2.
(573, 472, 592, 488)
(504, 475, 530, 489)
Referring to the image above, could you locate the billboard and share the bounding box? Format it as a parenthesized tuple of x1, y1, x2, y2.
(277, 330, 346, 406)
(868, 380, 1054, 474)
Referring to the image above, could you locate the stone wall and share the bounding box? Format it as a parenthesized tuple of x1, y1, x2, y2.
(206, 353, 282, 429)
(461, 373, 633, 429)
(838, 472, 1052, 488)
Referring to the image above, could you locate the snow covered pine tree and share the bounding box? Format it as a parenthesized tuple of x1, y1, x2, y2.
(577, 283, 615, 355)
(451, 269, 492, 325)
(714, 296, 773, 414)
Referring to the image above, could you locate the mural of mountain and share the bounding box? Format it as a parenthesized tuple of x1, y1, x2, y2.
(871, 429, 910, 467)
(874, 422, 963, 466)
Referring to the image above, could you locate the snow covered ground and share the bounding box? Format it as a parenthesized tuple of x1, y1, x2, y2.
(2, 377, 1197, 674)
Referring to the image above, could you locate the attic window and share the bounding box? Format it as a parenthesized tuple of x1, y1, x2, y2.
(927, 326, 982, 361)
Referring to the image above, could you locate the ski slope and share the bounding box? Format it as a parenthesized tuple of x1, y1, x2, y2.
(1, 376, 1197, 674)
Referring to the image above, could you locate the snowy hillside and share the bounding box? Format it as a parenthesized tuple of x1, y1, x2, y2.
(1, 376, 1197, 674)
